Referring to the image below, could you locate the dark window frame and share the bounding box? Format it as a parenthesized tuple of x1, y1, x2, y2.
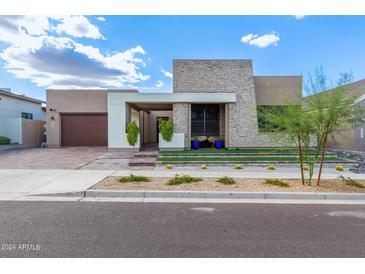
(191, 104, 220, 136)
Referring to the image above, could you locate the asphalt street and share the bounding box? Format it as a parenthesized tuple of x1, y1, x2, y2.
(1, 201, 365, 257)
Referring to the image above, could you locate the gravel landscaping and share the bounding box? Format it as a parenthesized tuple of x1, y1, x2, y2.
(93, 176, 365, 193)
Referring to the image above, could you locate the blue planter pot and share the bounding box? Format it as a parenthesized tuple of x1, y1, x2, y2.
(192, 140, 201, 150)
(215, 140, 223, 149)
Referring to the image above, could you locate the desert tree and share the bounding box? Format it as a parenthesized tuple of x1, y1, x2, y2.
(304, 68, 363, 185)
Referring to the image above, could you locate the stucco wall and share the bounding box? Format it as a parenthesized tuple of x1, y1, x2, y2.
(0, 93, 45, 120)
(254, 76, 302, 106)
(328, 123, 365, 152)
(46, 89, 107, 147)
(0, 118, 22, 143)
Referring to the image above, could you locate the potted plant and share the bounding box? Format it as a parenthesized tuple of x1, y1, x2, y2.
(158, 119, 173, 142)
(215, 136, 224, 149)
(191, 136, 200, 150)
(126, 121, 139, 146)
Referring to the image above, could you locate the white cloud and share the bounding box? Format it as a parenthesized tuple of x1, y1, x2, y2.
(161, 68, 173, 78)
(240, 32, 280, 48)
(240, 34, 257, 44)
(294, 15, 306, 20)
(0, 16, 150, 89)
(54, 15, 105, 40)
(155, 80, 164, 88)
(96, 17, 106, 22)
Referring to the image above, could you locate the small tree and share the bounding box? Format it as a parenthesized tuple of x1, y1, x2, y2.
(259, 104, 313, 185)
(259, 68, 363, 186)
(305, 68, 362, 185)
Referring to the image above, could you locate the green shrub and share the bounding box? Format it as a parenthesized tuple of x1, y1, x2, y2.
(158, 119, 173, 142)
(118, 174, 151, 183)
(0, 136, 11, 145)
(126, 121, 139, 146)
(264, 179, 289, 188)
(216, 177, 236, 185)
(166, 174, 202, 185)
(340, 175, 365, 188)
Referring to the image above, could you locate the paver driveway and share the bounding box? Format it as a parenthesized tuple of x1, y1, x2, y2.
(0, 147, 108, 169)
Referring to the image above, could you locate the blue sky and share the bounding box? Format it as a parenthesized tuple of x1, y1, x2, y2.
(0, 15, 364, 100)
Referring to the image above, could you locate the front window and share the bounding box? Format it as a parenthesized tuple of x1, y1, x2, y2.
(191, 104, 219, 136)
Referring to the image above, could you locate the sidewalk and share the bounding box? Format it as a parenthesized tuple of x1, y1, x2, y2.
(0, 169, 115, 200)
(0, 168, 365, 201)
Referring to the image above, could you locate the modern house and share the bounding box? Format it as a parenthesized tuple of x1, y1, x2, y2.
(0, 88, 46, 148)
(46, 59, 302, 150)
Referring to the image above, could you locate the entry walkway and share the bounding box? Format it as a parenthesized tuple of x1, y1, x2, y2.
(1, 168, 365, 200)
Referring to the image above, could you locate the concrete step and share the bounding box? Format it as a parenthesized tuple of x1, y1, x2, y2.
(129, 157, 156, 166)
(134, 151, 158, 158)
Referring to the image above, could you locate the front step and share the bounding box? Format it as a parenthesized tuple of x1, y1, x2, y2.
(129, 157, 156, 166)
(129, 151, 157, 166)
(133, 151, 158, 158)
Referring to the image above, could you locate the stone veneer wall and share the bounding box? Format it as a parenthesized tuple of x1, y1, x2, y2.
(173, 60, 261, 147)
(173, 103, 190, 148)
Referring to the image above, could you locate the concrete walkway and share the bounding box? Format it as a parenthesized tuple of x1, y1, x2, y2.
(1, 168, 365, 201)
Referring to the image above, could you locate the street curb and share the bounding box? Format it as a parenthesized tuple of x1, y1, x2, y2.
(84, 189, 365, 201)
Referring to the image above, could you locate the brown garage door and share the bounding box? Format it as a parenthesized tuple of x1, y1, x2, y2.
(61, 114, 107, 146)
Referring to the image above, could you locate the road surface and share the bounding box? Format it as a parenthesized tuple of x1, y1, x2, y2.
(1, 201, 365, 257)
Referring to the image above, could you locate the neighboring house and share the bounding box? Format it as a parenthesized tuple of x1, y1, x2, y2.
(322, 79, 365, 152)
(0, 88, 46, 147)
(46, 59, 302, 150)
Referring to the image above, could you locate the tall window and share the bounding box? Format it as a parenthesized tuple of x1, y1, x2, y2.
(191, 104, 219, 136)
(21, 112, 33, 120)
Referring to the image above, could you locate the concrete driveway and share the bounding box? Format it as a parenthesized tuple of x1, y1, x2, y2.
(0, 147, 108, 169)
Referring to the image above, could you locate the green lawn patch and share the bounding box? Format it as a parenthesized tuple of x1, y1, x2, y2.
(159, 148, 319, 155)
(118, 174, 151, 183)
(216, 177, 236, 185)
(264, 179, 289, 188)
(166, 175, 203, 185)
(157, 156, 341, 162)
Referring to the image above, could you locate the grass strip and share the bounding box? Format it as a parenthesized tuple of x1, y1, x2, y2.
(159, 148, 319, 155)
(157, 156, 341, 162)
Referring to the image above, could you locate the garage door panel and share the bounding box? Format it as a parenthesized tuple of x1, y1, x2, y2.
(61, 114, 107, 146)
